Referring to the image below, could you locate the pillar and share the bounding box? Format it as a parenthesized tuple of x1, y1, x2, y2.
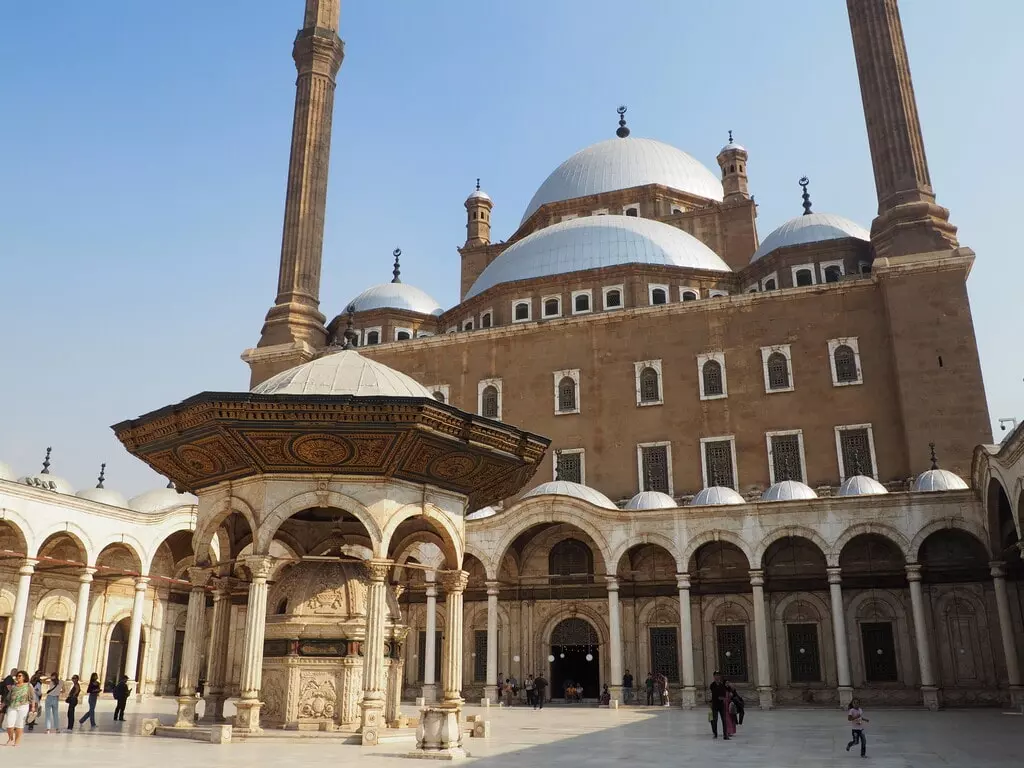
(67, 567, 95, 678)
(749, 570, 773, 709)
(201, 581, 233, 723)
(676, 574, 696, 708)
(990, 561, 1023, 705)
(606, 576, 623, 702)
(234, 555, 275, 733)
(2, 559, 36, 671)
(439, 570, 468, 710)
(174, 568, 209, 727)
(827, 567, 854, 707)
(359, 559, 392, 746)
(905, 564, 940, 710)
(422, 573, 438, 702)
(485, 580, 500, 702)
(124, 576, 150, 688)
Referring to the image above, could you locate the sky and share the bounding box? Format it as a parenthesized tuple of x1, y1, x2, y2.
(0, 1, 1020, 498)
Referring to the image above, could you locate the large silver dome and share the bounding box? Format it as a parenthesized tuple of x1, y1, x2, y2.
(467, 215, 730, 299)
(522, 137, 723, 224)
(347, 282, 444, 316)
(751, 212, 870, 262)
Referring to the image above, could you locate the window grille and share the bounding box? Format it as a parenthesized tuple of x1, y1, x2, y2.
(702, 360, 724, 396)
(549, 539, 593, 582)
(795, 269, 813, 287)
(649, 627, 680, 683)
(639, 367, 660, 403)
(557, 377, 577, 412)
(481, 385, 499, 419)
(651, 288, 667, 305)
(704, 440, 735, 489)
(716, 625, 748, 681)
(366, 331, 380, 345)
(556, 452, 582, 484)
(473, 630, 488, 682)
(824, 265, 843, 283)
(763, 278, 777, 290)
(767, 352, 790, 389)
(833, 345, 858, 383)
(861, 622, 898, 682)
(605, 290, 622, 308)
(770, 433, 803, 482)
(481, 313, 492, 329)
(514, 303, 529, 321)
(786, 623, 821, 682)
(544, 298, 560, 317)
(839, 428, 873, 477)
(641, 445, 670, 493)
(682, 291, 697, 302)
(574, 294, 590, 312)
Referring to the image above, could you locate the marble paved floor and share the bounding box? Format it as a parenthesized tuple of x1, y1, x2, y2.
(5, 698, 1022, 767)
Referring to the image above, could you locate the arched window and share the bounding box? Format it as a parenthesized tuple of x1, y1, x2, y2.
(481, 312, 492, 329)
(767, 352, 790, 390)
(605, 289, 622, 309)
(557, 376, 576, 412)
(275, 598, 288, 615)
(543, 297, 560, 317)
(702, 360, 724, 396)
(651, 288, 667, 305)
(481, 385, 499, 419)
(549, 538, 594, 583)
(824, 265, 843, 283)
(396, 330, 411, 340)
(514, 302, 530, 321)
(762, 278, 777, 291)
(681, 290, 698, 302)
(833, 344, 858, 383)
(462, 320, 474, 331)
(640, 366, 660, 403)
(432, 391, 446, 403)
(365, 330, 380, 345)
(574, 293, 590, 313)
(795, 269, 814, 287)
(624, 207, 638, 217)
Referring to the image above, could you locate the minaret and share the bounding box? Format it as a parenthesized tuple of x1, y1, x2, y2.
(716, 131, 749, 202)
(245, 0, 345, 386)
(464, 179, 493, 247)
(846, 0, 958, 258)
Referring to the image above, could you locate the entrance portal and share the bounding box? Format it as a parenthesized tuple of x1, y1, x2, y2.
(549, 617, 600, 699)
(105, 618, 145, 692)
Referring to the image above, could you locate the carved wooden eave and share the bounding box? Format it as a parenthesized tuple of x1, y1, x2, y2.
(112, 393, 550, 510)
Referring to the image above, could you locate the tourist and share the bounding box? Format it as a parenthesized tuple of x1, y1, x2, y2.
(525, 674, 535, 707)
(43, 672, 62, 733)
(509, 674, 518, 699)
(65, 675, 80, 731)
(725, 680, 744, 726)
(645, 672, 654, 705)
(502, 679, 514, 707)
(600, 684, 611, 705)
(845, 698, 869, 758)
(533, 674, 547, 710)
(79, 673, 100, 728)
(708, 671, 730, 740)
(26, 672, 42, 731)
(112, 674, 132, 721)
(0, 668, 15, 710)
(622, 669, 633, 704)
(3, 671, 37, 747)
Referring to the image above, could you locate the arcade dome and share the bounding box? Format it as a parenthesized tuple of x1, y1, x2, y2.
(522, 137, 723, 224)
(77, 487, 128, 507)
(522, 480, 618, 510)
(346, 282, 444, 317)
(761, 480, 818, 502)
(837, 475, 889, 497)
(467, 215, 731, 299)
(18, 472, 74, 495)
(751, 212, 870, 262)
(128, 486, 198, 514)
(912, 468, 969, 492)
(466, 506, 498, 520)
(688, 486, 745, 506)
(253, 350, 435, 399)
(625, 491, 677, 510)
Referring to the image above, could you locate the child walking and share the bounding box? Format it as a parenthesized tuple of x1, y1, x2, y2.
(845, 698, 869, 757)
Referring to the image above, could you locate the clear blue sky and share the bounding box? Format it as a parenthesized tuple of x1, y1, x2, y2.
(0, 1, 1019, 497)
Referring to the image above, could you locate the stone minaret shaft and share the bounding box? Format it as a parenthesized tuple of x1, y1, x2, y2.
(258, 0, 344, 352)
(847, 0, 957, 257)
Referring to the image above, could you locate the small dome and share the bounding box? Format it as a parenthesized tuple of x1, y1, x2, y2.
(522, 480, 617, 510)
(128, 486, 198, 514)
(467, 215, 731, 299)
(522, 137, 723, 224)
(17, 472, 75, 495)
(467, 188, 492, 203)
(719, 142, 746, 154)
(466, 506, 498, 520)
(347, 282, 443, 317)
(77, 487, 128, 507)
(253, 349, 435, 399)
(761, 480, 818, 502)
(837, 475, 888, 497)
(625, 491, 676, 510)
(912, 469, 969, 492)
(0, 461, 15, 482)
(751, 212, 870, 262)
(689, 486, 745, 506)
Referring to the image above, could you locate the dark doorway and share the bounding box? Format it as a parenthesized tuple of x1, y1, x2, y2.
(105, 618, 145, 691)
(549, 618, 600, 699)
(37, 620, 66, 675)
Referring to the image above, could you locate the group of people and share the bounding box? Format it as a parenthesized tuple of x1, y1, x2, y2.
(0, 668, 133, 746)
(708, 671, 746, 740)
(497, 673, 550, 708)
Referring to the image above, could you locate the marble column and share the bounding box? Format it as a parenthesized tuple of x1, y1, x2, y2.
(606, 576, 623, 702)
(676, 574, 696, 708)
(906, 564, 940, 710)
(990, 561, 1023, 704)
(235, 555, 275, 733)
(201, 582, 233, 723)
(439, 569, 469, 710)
(174, 568, 209, 727)
(749, 570, 773, 709)
(827, 567, 854, 707)
(66, 567, 95, 678)
(422, 573, 438, 703)
(359, 559, 392, 746)
(124, 576, 150, 688)
(2, 559, 36, 671)
(485, 580, 500, 703)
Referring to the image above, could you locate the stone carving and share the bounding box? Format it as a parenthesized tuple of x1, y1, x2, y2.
(290, 434, 352, 466)
(247, 435, 288, 463)
(297, 676, 337, 719)
(430, 453, 479, 481)
(260, 674, 286, 721)
(175, 444, 222, 474)
(438, 570, 469, 593)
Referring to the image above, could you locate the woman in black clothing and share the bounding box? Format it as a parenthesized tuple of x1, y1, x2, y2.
(65, 675, 81, 731)
(78, 673, 100, 728)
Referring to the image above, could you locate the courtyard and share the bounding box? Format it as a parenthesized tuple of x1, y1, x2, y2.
(9, 698, 1022, 768)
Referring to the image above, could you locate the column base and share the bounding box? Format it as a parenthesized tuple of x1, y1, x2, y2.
(756, 686, 774, 710)
(484, 685, 499, 704)
(201, 693, 226, 723)
(234, 698, 263, 734)
(414, 706, 465, 757)
(921, 685, 941, 711)
(837, 686, 854, 708)
(359, 697, 386, 746)
(174, 695, 198, 728)
(679, 686, 697, 709)
(421, 683, 438, 703)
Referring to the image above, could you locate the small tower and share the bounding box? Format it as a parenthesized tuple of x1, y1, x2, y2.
(464, 178, 493, 247)
(716, 130, 750, 201)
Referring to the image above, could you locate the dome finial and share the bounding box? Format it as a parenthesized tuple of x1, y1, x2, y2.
(799, 176, 812, 215)
(391, 248, 402, 284)
(341, 304, 358, 350)
(41, 446, 52, 475)
(929, 441, 939, 470)
(616, 106, 630, 138)
(728, 129, 733, 144)
(476, 178, 481, 192)
(96, 463, 106, 489)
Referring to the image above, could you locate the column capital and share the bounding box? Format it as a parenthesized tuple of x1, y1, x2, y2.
(605, 575, 619, 592)
(827, 567, 843, 585)
(675, 573, 691, 591)
(425, 583, 438, 599)
(242, 554, 277, 581)
(78, 566, 97, 583)
(485, 580, 501, 597)
(362, 559, 393, 583)
(438, 569, 469, 594)
(905, 563, 923, 581)
(19, 558, 38, 575)
(187, 566, 213, 589)
(990, 561, 1007, 579)
(134, 575, 151, 590)
(748, 569, 765, 587)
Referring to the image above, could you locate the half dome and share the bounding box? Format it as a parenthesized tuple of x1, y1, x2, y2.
(253, 350, 435, 399)
(466, 506, 498, 521)
(347, 282, 444, 317)
(77, 487, 128, 507)
(837, 475, 888, 497)
(522, 137, 723, 224)
(521, 480, 617, 510)
(912, 469, 969, 492)
(467, 215, 731, 299)
(761, 480, 818, 502)
(18, 472, 74, 494)
(128, 486, 198, 514)
(625, 491, 676, 510)
(689, 486, 745, 506)
(751, 212, 870, 262)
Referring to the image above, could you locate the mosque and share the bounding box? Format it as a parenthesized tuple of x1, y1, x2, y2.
(1, 0, 1023, 742)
